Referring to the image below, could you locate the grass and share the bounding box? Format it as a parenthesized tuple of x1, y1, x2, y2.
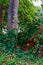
(0, 51, 43, 65)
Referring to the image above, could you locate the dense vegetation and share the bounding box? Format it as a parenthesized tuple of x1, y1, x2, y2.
(0, 0, 43, 65)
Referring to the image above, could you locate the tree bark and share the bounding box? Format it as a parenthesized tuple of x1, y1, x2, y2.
(7, 0, 19, 31)
(0, 2, 3, 32)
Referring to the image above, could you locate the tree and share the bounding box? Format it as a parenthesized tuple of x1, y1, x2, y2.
(7, 0, 19, 31)
(2, 0, 41, 32)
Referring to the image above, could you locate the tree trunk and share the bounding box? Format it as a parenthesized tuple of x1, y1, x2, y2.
(7, 0, 19, 31)
(0, 2, 3, 32)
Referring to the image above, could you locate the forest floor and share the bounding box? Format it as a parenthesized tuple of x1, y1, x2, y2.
(0, 51, 43, 65)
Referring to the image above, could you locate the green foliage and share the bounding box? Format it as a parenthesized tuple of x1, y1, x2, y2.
(0, 20, 43, 53)
(18, 20, 43, 46)
(0, 30, 17, 53)
(0, 0, 3, 3)
(2, 0, 9, 29)
(18, 0, 40, 31)
(2, 0, 40, 30)
(0, 22, 43, 64)
(0, 53, 43, 65)
(0, 0, 43, 64)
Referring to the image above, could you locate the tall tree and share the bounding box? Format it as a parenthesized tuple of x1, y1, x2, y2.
(7, 0, 19, 31)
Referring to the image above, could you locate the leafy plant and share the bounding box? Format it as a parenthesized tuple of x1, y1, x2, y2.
(0, 29, 17, 53)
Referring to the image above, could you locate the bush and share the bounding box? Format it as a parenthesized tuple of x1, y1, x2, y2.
(0, 21, 43, 57)
(0, 29, 17, 53)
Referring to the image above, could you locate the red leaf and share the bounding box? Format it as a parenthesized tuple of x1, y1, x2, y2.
(41, 52, 43, 56)
(30, 42, 35, 47)
(38, 26, 42, 31)
(27, 38, 32, 43)
(40, 46, 43, 51)
(22, 46, 28, 51)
